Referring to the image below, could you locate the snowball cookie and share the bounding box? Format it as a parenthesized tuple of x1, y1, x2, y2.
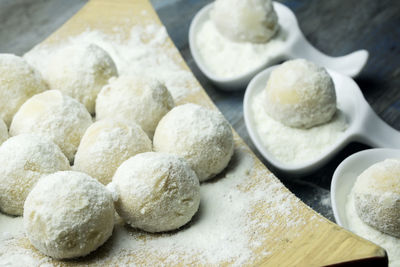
(74, 119, 152, 185)
(353, 158, 400, 238)
(0, 54, 48, 126)
(0, 118, 8, 145)
(211, 0, 278, 43)
(0, 134, 70, 216)
(112, 152, 200, 232)
(9, 90, 92, 162)
(43, 44, 118, 114)
(96, 76, 174, 138)
(153, 103, 234, 182)
(24, 171, 114, 259)
(264, 59, 336, 129)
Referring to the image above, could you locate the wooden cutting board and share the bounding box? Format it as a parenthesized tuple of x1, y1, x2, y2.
(2, 0, 388, 266)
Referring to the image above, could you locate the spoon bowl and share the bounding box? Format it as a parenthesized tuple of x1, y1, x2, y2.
(243, 66, 400, 175)
(331, 148, 400, 228)
(189, 2, 369, 90)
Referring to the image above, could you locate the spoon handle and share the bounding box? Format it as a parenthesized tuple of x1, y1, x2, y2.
(287, 33, 368, 77)
(356, 106, 400, 149)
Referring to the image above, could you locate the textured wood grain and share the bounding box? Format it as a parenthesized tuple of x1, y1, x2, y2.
(0, 0, 388, 265)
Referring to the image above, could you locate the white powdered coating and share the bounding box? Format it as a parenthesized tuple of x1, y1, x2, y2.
(108, 147, 306, 265)
(0, 134, 70, 216)
(211, 0, 278, 43)
(42, 43, 118, 114)
(153, 103, 234, 181)
(112, 152, 200, 233)
(347, 185, 400, 266)
(74, 119, 152, 185)
(96, 76, 174, 138)
(196, 19, 286, 78)
(23, 171, 115, 259)
(353, 159, 400, 238)
(0, 118, 8, 145)
(252, 90, 347, 164)
(0, 147, 309, 265)
(24, 24, 200, 102)
(9, 90, 92, 162)
(0, 20, 312, 265)
(0, 54, 48, 126)
(264, 59, 337, 129)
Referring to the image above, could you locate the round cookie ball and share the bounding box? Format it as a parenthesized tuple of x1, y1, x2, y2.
(24, 171, 114, 259)
(43, 44, 118, 114)
(74, 119, 152, 185)
(96, 76, 174, 138)
(210, 0, 278, 43)
(264, 59, 336, 129)
(353, 158, 400, 238)
(153, 103, 234, 182)
(112, 152, 200, 233)
(0, 54, 48, 126)
(0, 118, 8, 145)
(0, 134, 70, 216)
(9, 90, 92, 162)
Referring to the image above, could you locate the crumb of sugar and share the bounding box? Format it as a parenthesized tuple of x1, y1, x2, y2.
(252, 90, 347, 164)
(320, 193, 331, 208)
(24, 24, 200, 103)
(346, 187, 400, 266)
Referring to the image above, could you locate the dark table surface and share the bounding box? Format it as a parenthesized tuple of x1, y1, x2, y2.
(1, 0, 399, 222)
(156, 0, 400, 221)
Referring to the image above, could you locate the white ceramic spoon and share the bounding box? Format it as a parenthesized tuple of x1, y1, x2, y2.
(189, 2, 369, 90)
(331, 148, 400, 228)
(243, 66, 400, 175)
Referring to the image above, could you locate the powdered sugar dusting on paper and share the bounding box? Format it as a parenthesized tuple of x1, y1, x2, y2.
(1, 15, 313, 266)
(24, 24, 200, 102)
(0, 146, 308, 265)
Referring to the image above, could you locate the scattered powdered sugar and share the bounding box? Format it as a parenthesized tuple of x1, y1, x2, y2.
(320, 193, 332, 208)
(0, 13, 315, 266)
(24, 24, 200, 102)
(196, 19, 286, 78)
(346, 187, 400, 266)
(97, 146, 307, 265)
(0, 146, 309, 265)
(252, 90, 347, 164)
